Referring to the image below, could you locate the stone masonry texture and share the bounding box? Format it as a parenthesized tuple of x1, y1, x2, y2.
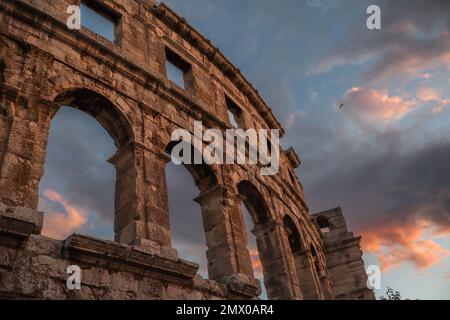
(0, 0, 374, 300)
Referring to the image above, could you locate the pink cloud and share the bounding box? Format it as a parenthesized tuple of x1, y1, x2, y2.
(342, 87, 416, 123)
(416, 87, 450, 114)
(417, 87, 440, 102)
(42, 189, 88, 240)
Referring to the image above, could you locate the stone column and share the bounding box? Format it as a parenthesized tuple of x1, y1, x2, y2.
(194, 186, 254, 282)
(317, 257, 334, 300)
(0, 91, 56, 210)
(142, 149, 172, 247)
(293, 251, 322, 300)
(253, 221, 302, 300)
(229, 193, 256, 281)
(109, 144, 172, 246)
(278, 225, 303, 299)
(109, 143, 142, 244)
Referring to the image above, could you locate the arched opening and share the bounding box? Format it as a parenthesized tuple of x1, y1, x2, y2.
(316, 215, 331, 233)
(165, 141, 217, 278)
(309, 243, 332, 299)
(38, 89, 134, 242)
(165, 141, 217, 191)
(237, 181, 270, 299)
(237, 181, 269, 225)
(283, 215, 302, 253)
(53, 89, 133, 148)
(241, 204, 267, 299)
(282, 214, 321, 300)
(39, 107, 116, 240)
(281, 215, 326, 299)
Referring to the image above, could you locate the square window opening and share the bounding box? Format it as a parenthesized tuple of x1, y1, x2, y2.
(165, 48, 191, 90)
(80, 1, 120, 43)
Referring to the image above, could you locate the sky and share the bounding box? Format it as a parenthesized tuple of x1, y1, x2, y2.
(39, 0, 450, 300)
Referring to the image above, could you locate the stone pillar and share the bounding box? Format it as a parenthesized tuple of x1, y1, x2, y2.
(278, 226, 303, 299)
(194, 186, 253, 282)
(0, 91, 56, 210)
(142, 149, 172, 246)
(253, 221, 302, 300)
(109, 144, 172, 246)
(228, 193, 256, 280)
(317, 257, 334, 300)
(320, 275, 334, 300)
(109, 144, 142, 244)
(293, 251, 322, 300)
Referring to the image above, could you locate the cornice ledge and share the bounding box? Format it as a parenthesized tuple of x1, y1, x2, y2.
(62, 234, 199, 280)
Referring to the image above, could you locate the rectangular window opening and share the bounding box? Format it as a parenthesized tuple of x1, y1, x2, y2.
(80, 1, 120, 43)
(320, 227, 331, 233)
(165, 48, 190, 90)
(226, 96, 245, 129)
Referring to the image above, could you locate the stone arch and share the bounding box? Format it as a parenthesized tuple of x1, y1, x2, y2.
(165, 141, 218, 192)
(42, 70, 140, 132)
(237, 180, 270, 225)
(43, 88, 140, 243)
(283, 214, 302, 253)
(155, 120, 223, 185)
(163, 140, 239, 281)
(236, 180, 300, 299)
(282, 214, 321, 300)
(53, 88, 134, 148)
(308, 242, 333, 299)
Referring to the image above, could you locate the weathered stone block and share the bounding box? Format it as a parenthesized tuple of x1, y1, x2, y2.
(0, 206, 43, 235)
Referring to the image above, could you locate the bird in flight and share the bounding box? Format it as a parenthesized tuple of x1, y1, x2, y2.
(339, 103, 344, 110)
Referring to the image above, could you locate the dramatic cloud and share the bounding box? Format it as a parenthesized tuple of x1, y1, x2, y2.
(41, 189, 88, 240)
(361, 219, 449, 271)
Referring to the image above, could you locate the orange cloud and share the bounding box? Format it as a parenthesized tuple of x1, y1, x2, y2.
(41, 189, 88, 240)
(249, 248, 264, 279)
(361, 219, 449, 272)
(342, 87, 416, 123)
(378, 239, 449, 272)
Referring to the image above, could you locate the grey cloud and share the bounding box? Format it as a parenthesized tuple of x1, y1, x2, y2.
(310, 0, 450, 83)
(286, 110, 450, 233)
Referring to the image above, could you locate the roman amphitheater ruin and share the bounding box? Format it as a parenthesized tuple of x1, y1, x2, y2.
(0, 0, 375, 300)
